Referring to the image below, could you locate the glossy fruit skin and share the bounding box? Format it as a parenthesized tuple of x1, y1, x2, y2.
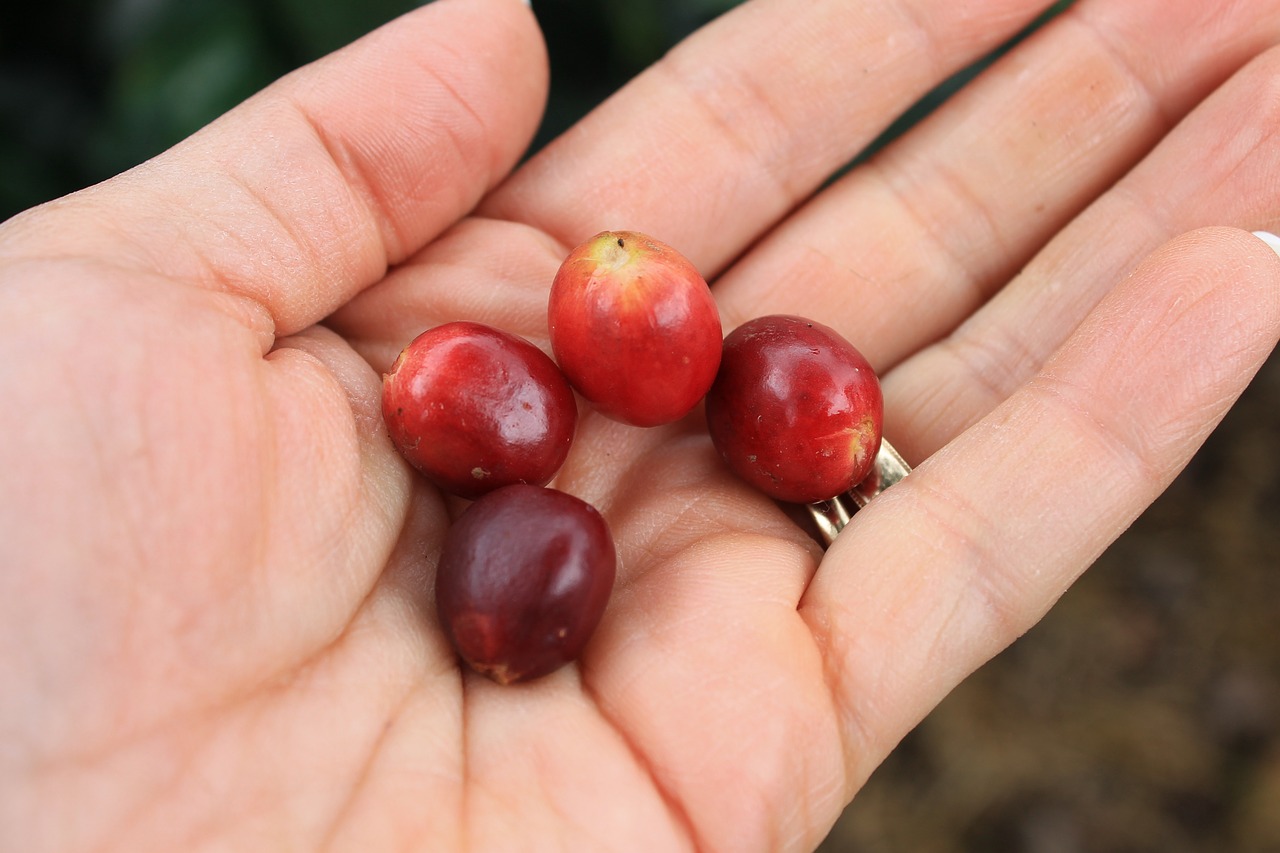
(381, 322, 576, 500)
(705, 315, 883, 504)
(549, 230, 722, 427)
(436, 485, 616, 684)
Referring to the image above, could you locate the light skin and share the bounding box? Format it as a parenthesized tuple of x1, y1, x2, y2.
(1, 0, 1278, 849)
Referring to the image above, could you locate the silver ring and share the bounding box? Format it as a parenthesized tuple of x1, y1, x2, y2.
(805, 439, 912, 547)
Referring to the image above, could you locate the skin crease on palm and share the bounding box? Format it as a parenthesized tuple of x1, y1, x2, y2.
(1, 0, 1280, 849)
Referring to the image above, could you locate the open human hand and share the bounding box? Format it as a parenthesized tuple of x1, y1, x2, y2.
(2, 0, 1279, 849)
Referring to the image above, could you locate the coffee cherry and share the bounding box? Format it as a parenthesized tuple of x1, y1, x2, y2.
(382, 322, 577, 500)
(436, 484, 616, 684)
(549, 231, 721, 426)
(706, 315, 883, 504)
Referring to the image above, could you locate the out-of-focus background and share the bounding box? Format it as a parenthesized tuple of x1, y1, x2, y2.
(4, 1, 1277, 850)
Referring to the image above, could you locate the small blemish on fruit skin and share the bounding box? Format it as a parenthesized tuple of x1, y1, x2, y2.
(472, 467, 489, 479)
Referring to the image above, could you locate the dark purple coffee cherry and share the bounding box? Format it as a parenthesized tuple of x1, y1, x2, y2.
(436, 485, 616, 684)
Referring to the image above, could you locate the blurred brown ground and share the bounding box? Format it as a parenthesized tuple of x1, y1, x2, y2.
(820, 352, 1280, 851)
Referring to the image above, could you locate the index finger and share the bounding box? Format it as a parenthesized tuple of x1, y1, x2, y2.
(482, 0, 1052, 272)
(803, 228, 1280, 788)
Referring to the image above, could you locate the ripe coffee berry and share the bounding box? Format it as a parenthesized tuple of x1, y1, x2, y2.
(549, 230, 722, 427)
(705, 315, 883, 504)
(381, 321, 577, 500)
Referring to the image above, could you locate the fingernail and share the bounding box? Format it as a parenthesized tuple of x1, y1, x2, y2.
(1251, 231, 1280, 257)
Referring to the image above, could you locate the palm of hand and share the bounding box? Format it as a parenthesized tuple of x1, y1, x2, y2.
(4, 0, 1280, 850)
(2, 194, 835, 852)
